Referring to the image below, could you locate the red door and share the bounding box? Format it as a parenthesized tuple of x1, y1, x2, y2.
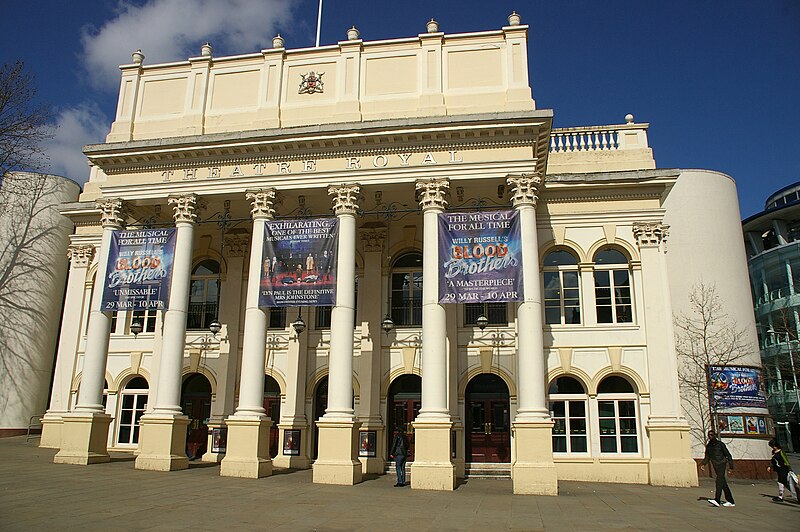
(390, 399, 420, 458)
(465, 374, 510, 463)
(181, 374, 212, 459)
(263, 396, 281, 458)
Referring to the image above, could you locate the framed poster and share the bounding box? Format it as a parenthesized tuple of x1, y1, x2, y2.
(715, 413, 772, 438)
(358, 431, 376, 457)
(211, 427, 227, 453)
(283, 429, 301, 456)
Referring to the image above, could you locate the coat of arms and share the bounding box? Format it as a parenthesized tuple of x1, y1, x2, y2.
(299, 71, 324, 94)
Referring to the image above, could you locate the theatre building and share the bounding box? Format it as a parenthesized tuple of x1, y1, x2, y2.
(41, 14, 767, 494)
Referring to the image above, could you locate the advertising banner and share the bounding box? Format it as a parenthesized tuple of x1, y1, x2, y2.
(707, 365, 768, 409)
(438, 209, 523, 304)
(259, 217, 338, 307)
(101, 228, 177, 311)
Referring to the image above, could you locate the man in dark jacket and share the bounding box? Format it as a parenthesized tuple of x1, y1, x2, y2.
(701, 429, 735, 507)
(390, 429, 410, 487)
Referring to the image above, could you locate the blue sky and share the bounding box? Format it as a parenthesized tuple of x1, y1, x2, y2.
(1, 0, 798, 218)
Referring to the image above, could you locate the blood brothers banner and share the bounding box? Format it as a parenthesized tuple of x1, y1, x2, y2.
(259, 217, 338, 307)
(707, 365, 768, 409)
(101, 228, 177, 311)
(438, 209, 523, 304)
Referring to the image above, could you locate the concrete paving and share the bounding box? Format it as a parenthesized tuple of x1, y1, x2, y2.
(1, 436, 798, 531)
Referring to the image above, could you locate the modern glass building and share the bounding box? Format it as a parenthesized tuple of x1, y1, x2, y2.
(744, 182, 800, 451)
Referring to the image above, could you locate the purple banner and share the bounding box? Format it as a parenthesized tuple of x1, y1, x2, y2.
(707, 365, 768, 409)
(101, 228, 176, 311)
(438, 209, 523, 304)
(259, 217, 338, 307)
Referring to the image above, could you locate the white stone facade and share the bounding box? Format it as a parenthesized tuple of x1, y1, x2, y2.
(41, 16, 767, 490)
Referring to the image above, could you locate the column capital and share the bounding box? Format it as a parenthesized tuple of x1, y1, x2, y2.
(167, 194, 200, 224)
(632, 222, 669, 248)
(506, 172, 542, 208)
(328, 183, 361, 215)
(359, 227, 386, 252)
(415, 178, 449, 211)
(96, 198, 126, 228)
(245, 188, 277, 220)
(67, 244, 95, 268)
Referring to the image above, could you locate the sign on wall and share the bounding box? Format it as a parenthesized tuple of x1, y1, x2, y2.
(438, 209, 523, 304)
(707, 365, 768, 409)
(259, 217, 338, 307)
(101, 228, 177, 311)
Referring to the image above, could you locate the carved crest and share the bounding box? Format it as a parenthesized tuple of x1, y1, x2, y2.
(299, 71, 324, 94)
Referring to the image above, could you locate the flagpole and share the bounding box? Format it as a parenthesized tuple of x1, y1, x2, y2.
(315, 0, 323, 47)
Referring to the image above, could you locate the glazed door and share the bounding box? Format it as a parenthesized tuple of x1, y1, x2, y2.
(181, 395, 211, 459)
(263, 396, 281, 458)
(467, 399, 510, 462)
(390, 399, 420, 458)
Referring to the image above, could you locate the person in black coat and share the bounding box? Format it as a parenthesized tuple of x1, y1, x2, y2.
(389, 428, 410, 487)
(701, 429, 735, 507)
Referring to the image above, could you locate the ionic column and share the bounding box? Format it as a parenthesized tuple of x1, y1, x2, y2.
(135, 194, 198, 472)
(507, 173, 558, 496)
(41, 244, 95, 449)
(410, 177, 455, 491)
(221, 189, 276, 479)
(54, 199, 124, 465)
(313, 183, 363, 486)
(632, 222, 697, 487)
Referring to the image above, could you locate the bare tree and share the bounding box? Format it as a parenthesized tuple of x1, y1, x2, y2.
(0, 61, 53, 178)
(675, 282, 750, 448)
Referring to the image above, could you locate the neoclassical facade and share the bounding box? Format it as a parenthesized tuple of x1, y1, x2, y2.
(41, 14, 767, 493)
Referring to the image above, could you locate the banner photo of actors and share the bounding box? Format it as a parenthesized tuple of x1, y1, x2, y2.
(438, 209, 524, 304)
(259, 217, 338, 307)
(101, 228, 177, 311)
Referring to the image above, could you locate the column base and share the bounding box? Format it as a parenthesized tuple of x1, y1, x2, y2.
(647, 423, 698, 487)
(512, 420, 558, 495)
(40, 412, 64, 449)
(134, 413, 190, 472)
(410, 420, 455, 491)
(53, 412, 112, 465)
(219, 416, 273, 479)
(312, 418, 362, 485)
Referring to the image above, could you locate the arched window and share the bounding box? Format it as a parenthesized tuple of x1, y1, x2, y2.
(548, 376, 588, 453)
(597, 375, 638, 454)
(391, 252, 423, 327)
(117, 376, 148, 445)
(188, 259, 220, 330)
(593, 248, 633, 323)
(543, 249, 581, 325)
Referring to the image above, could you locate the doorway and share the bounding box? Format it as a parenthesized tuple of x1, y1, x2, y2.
(387, 374, 421, 459)
(312, 377, 328, 460)
(263, 375, 281, 458)
(465, 373, 510, 463)
(181, 373, 212, 459)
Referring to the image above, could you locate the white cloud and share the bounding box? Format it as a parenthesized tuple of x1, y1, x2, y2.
(82, 0, 295, 90)
(43, 103, 110, 184)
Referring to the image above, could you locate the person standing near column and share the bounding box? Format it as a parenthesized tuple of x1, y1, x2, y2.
(701, 429, 735, 507)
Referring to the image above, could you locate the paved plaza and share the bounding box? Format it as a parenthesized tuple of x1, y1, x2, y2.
(0, 437, 797, 531)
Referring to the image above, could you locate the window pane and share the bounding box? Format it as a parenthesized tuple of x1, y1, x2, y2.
(550, 401, 566, 417)
(598, 401, 615, 417)
(619, 400, 636, 417)
(553, 419, 566, 435)
(568, 401, 585, 417)
(552, 435, 567, 452)
(118, 426, 131, 444)
(122, 395, 134, 408)
(620, 418, 637, 435)
(269, 308, 286, 329)
(600, 437, 617, 453)
(569, 418, 586, 435)
(544, 250, 578, 266)
(599, 419, 617, 435)
(545, 306, 562, 325)
(597, 306, 613, 323)
(595, 249, 628, 265)
(621, 436, 638, 453)
(570, 436, 588, 452)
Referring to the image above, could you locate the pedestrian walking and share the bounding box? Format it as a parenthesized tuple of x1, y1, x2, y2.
(389, 428, 410, 487)
(767, 438, 798, 502)
(700, 429, 735, 507)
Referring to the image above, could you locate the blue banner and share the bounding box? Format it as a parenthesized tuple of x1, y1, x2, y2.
(259, 217, 338, 307)
(707, 365, 767, 409)
(101, 228, 176, 311)
(438, 209, 523, 304)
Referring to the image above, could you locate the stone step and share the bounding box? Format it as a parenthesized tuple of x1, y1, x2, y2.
(384, 461, 511, 479)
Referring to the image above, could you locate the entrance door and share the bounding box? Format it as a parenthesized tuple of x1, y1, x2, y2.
(263, 376, 281, 459)
(387, 374, 421, 459)
(181, 373, 212, 459)
(465, 374, 510, 463)
(312, 377, 328, 460)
